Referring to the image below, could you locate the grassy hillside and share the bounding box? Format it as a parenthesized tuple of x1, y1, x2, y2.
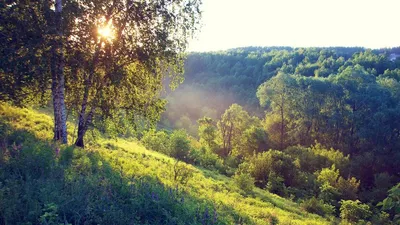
(0, 103, 333, 225)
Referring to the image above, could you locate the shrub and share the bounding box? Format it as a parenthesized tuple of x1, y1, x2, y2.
(169, 129, 191, 161)
(266, 171, 287, 197)
(317, 165, 339, 187)
(340, 200, 371, 223)
(378, 182, 400, 223)
(370, 211, 391, 225)
(233, 172, 254, 194)
(190, 146, 221, 169)
(268, 213, 279, 225)
(172, 161, 194, 185)
(246, 150, 298, 188)
(284, 143, 350, 175)
(319, 183, 340, 207)
(141, 129, 169, 154)
(316, 165, 360, 203)
(337, 176, 360, 200)
(300, 197, 335, 217)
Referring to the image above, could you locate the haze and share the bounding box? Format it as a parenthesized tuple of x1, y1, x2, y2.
(188, 0, 400, 52)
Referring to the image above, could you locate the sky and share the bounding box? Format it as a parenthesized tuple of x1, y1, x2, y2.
(188, 0, 400, 52)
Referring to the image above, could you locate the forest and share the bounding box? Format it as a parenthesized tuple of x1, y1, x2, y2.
(156, 47, 400, 223)
(1, 1, 400, 225)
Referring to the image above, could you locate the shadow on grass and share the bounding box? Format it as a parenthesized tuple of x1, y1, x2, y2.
(0, 119, 258, 225)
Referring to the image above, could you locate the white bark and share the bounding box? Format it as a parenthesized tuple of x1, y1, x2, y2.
(52, 0, 68, 144)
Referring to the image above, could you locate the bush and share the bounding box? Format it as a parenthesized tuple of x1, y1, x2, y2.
(337, 176, 360, 200)
(169, 129, 191, 161)
(300, 197, 335, 217)
(319, 183, 340, 207)
(172, 161, 194, 185)
(233, 172, 254, 194)
(340, 200, 371, 223)
(378, 182, 400, 223)
(190, 146, 220, 168)
(284, 143, 350, 175)
(316, 165, 360, 203)
(141, 129, 169, 154)
(370, 211, 391, 225)
(189, 146, 230, 175)
(246, 150, 298, 188)
(266, 171, 287, 197)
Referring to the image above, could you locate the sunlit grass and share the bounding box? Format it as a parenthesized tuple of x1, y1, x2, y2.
(0, 103, 333, 224)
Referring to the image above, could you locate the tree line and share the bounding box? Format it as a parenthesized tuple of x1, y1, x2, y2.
(163, 47, 400, 134)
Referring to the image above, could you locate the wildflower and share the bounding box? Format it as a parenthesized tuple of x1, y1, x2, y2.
(213, 208, 218, 224)
(202, 208, 209, 225)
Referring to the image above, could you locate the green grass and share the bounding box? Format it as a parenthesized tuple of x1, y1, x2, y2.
(0, 103, 334, 225)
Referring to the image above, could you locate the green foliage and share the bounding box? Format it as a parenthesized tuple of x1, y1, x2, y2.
(316, 165, 360, 203)
(142, 128, 198, 163)
(190, 146, 225, 172)
(257, 72, 296, 150)
(284, 144, 349, 174)
(319, 183, 341, 207)
(310, 143, 350, 173)
(378, 183, 400, 223)
(169, 129, 191, 161)
(217, 104, 252, 156)
(233, 172, 255, 194)
(141, 129, 170, 154)
(39, 203, 65, 225)
(300, 197, 335, 217)
(339, 200, 372, 223)
(317, 165, 340, 187)
(1, 0, 203, 147)
(161, 47, 400, 212)
(266, 171, 287, 197)
(246, 150, 298, 191)
(165, 46, 399, 135)
(236, 125, 268, 157)
(0, 1, 52, 105)
(337, 177, 360, 200)
(198, 117, 218, 150)
(370, 211, 392, 225)
(172, 161, 194, 186)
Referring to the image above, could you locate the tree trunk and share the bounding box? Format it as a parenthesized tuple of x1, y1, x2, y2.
(75, 122, 86, 148)
(51, 0, 67, 144)
(74, 68, 95, 148)
(74, 42, 102, 148)
(75, 106, 94, 148)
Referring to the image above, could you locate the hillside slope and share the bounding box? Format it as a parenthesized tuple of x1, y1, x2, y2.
(0, 103, 332, 225)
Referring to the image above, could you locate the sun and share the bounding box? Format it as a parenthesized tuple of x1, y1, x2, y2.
(98, 20, 115, 41)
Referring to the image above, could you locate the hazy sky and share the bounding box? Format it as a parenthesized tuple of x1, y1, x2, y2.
(188, 0, 400, 52)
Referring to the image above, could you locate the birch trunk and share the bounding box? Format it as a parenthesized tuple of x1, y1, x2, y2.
(74, 43, 101, 148)
(51, 0, 68, 144)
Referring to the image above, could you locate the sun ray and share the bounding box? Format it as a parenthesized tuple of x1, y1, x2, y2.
(98, 19, 115, 42)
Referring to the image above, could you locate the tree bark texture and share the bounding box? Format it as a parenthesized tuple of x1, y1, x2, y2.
(51, 0, 68, 144)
